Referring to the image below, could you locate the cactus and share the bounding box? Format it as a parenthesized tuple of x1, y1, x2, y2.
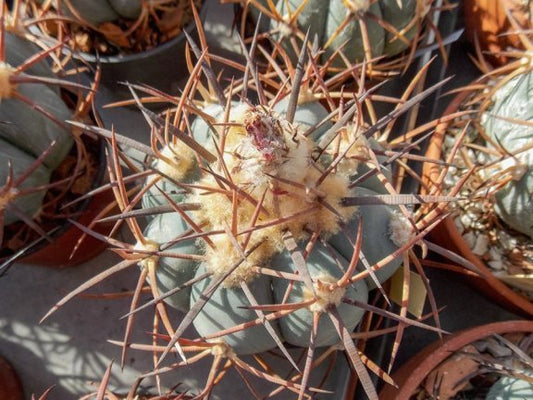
(423, 47, 533, 300)
(42, 18, 454, 400)
(238, 0, 437, 72)
(480, 69, 533, 239)
(0, 31, 73, 226)
(31, 0, 203, 54)
(0, 15, 97, 263)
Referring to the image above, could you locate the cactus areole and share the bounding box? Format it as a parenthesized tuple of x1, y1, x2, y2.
(248, 0, 432, 68)
(140, 97, 413, 355)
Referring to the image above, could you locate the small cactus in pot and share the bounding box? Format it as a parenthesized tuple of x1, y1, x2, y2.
(29, 0, 204, 55)
(22, 0, 208, 101)
(422, 49, 533, 314)
(44, 24, 455, 399)
(0, 11, 106, 268)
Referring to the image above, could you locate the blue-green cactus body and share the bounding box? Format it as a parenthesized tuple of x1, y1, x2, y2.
(265, 0, 421, 68)
(481, 70, 533, 238)
(141, 104, 218, 211)
(58, 0, 142, 26)
(486, 373, 533, 400)
(0, 79, 73, 170)
(143, 211, 199, 312)
(0, 139, 51, 225)
(0, 33, 73, 225)
(5, 33, 58, 85)
(272, 241, 368, 347)
(190, 267, 279, 354)
(329, 187, 407, 289)
(142, 95, 409, 357)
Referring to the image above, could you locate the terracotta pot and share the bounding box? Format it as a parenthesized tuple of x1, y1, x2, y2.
(379, 320, 533, 399)
(421, 88, 533, 318)
(0, 355, 24, 400)
(463, 0, 532, 65)
(17, 185, 115, 268)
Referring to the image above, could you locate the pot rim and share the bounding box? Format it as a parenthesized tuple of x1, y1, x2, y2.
(379, 319, 533, 400)
(29, 1, 208, 65)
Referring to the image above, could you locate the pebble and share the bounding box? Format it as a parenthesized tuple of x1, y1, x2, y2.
(472, 234, 490, 256)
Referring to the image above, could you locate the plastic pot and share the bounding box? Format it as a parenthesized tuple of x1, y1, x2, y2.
(421, 87, 533, 317)
(68, 2, 209, 101)
(379, 320, 533, 400)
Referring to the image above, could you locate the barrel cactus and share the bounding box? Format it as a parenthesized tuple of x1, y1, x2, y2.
(0, 32, 73, 227)
(480, 68, 533, 239)
(44, 26, 452, 399)
(238, 0, 436, 71)
(0, 24, 97, 262)
(32, 0, 203, 54)
(424, 54, 533, 300)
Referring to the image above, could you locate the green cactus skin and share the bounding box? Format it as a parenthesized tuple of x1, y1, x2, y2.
(329, 187, 409, 289)
(0, 139, 51, 226)
(272, 241, 368, 347)
(0, 32, 73, 225)
(481, 70, 533, 238)
(486, 373, 533, 400)
(142, 211, 199, 312)
(190, 267, 279, 355)
(254, 0, 422, 68)
(56, 0, 142, 26)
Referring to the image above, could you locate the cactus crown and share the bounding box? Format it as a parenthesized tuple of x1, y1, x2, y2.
(188, 102, 356, 286)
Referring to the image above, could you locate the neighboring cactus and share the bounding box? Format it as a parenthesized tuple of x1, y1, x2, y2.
(43, 21, 453, 400)
(0, 31, 73, 225)
(480, 69, 533, 239)
(424, 49, 533, 300)
(31, 0, 203, 54)
(237, 0, 439, 72)
(0, 17, 96, 263)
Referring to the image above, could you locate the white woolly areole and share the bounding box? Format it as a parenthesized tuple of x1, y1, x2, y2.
(344, 0, 370, 13)
(388, 212, 415, 248)
(209, 340, 235, 358)
(278, 13, 294, 38)
(520, 50, 533, 67)
(0, 62, 15, 100)
(303, 273, 345, 313)
(154, 142, 195, 182)
(334, 123, 372, 175)
(133, 239, 160, 269)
